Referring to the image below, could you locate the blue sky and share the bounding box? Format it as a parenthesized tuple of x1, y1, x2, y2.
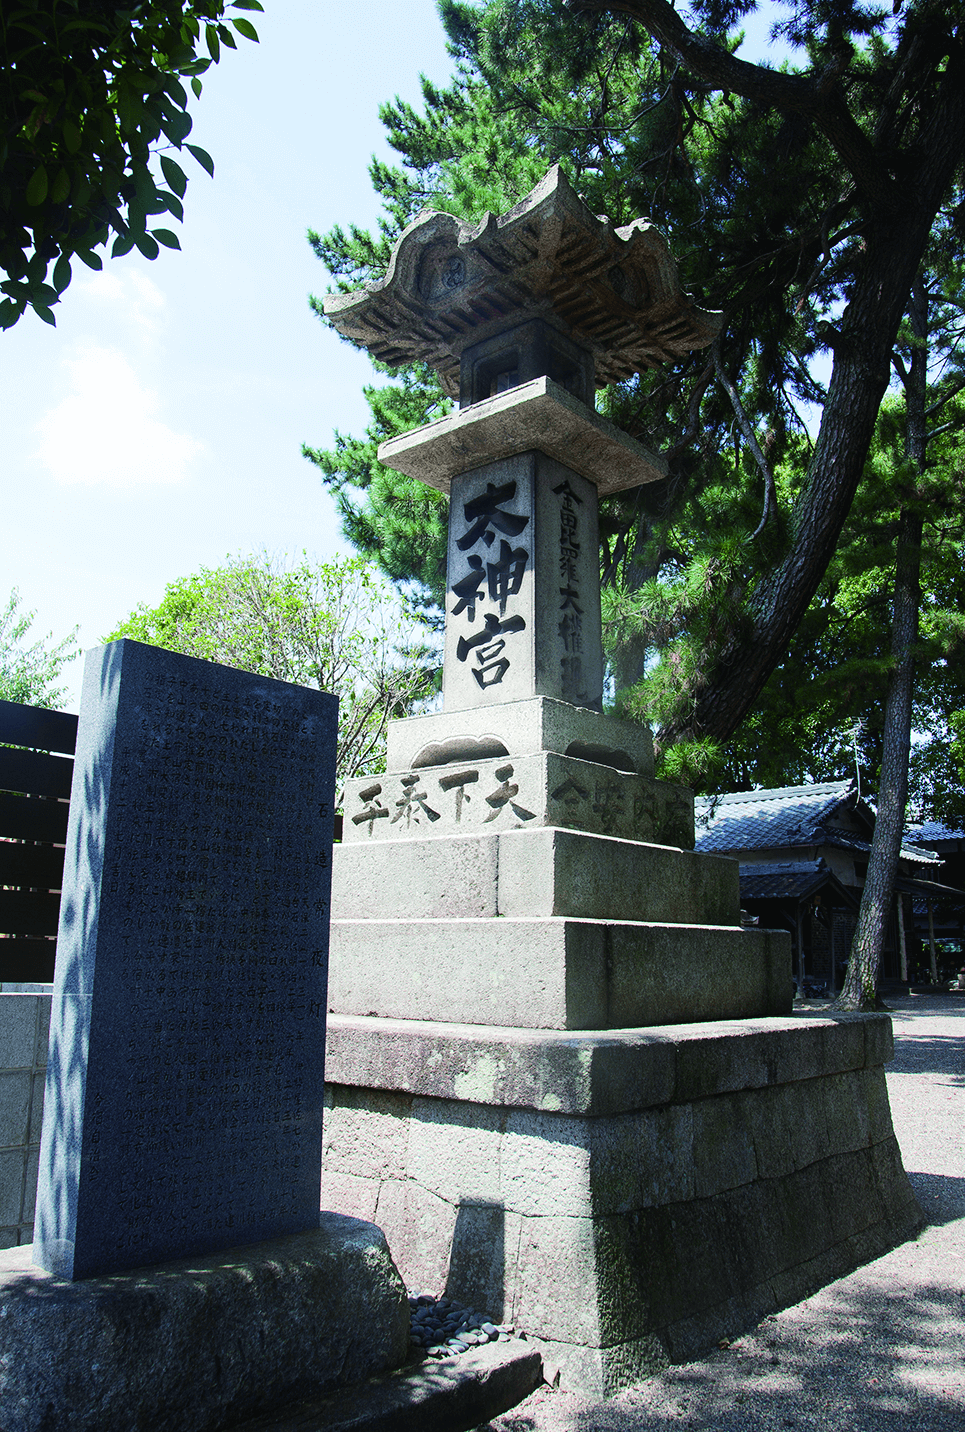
(1, 2, 797, 712)
(1, 1, 454, 709)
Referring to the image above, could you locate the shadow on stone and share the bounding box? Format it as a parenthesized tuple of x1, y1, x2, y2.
(445, 1200, 507, 1321)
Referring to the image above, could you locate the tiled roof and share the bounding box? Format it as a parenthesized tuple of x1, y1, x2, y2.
(738, 860, 853, 903)
(695, 781, 941, 864)
(694, 781, 857, 853)
(907, 821, 965, 843)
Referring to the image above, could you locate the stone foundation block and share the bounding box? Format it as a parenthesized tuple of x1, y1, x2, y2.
(320, 1013, 921, 1397)
(334, 826, 738, 924)
(0, 1214, 408, 1432)
(387, 695, 654, 776)
(329, 917, 791, 1029)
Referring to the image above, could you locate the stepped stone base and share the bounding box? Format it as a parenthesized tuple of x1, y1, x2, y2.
(330, 916, 790, 1029)
(0, 1214, 409, 1432)
(386, 695, 655, 778)
(320, 1013, 922, 1398)
(334, 827, 737, 924)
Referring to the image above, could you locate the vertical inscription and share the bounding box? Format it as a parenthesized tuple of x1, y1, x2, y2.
(554, 477, 588, 704)
(444, 463, 535, 711)
(452, 480, 531, 689)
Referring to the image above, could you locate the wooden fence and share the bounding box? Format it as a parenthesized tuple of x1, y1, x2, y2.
(0, 699, 78, 983)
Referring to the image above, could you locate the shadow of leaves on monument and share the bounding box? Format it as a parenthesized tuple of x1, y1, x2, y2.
(33, 642, 122, 1275)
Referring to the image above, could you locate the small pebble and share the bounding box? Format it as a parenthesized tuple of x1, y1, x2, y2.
(405, 1289, 522, 1359)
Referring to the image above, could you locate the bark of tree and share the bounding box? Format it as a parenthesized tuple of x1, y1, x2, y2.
(834, 279, 928, 1009)
(576, 0, 965, 752)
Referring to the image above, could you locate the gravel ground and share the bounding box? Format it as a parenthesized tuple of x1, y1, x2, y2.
(477, 995, 965, 1432)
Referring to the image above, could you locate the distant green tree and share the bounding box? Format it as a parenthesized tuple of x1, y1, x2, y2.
(105, 552, 438, 796)
(0, 588, 78, 706)
(0, 0, 263, 329)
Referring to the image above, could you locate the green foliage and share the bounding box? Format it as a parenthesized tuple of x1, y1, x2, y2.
(0, 0, 263, 329)
(104, 551, 439, 795)
(302, 365, 450, 625)
(0, 588, 78, 707)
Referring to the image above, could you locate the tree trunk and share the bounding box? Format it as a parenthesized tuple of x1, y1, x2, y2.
(833, 506, 922, 1008)
(834, 277, 927, 1010)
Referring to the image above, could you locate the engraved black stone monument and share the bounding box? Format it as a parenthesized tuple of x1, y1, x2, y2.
(34, 639, 337, 1280)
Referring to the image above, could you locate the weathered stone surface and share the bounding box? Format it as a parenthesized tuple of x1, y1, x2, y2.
(317, 1012, 920, 1394)
(379, 375, 667, 496)
(442, 454, 604, 711)
(386, 695, 655, 778)
(0, 993, 48, 1249)
(35, 640, 338, 1281)
(228, 1340, 544, 1432)
(329, 917, 790, 1029)
(333, 827, 738, 925)
(0, 1214, 408, 1432)
(342, 752, 691, 848)
(322, 1012, 896, 1114)
(323, 167, 720, 399)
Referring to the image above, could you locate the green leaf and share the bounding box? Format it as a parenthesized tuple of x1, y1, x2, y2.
(161, 190, 184, 222)
(0, 299, 22, 330)
(62, 119, 82, 154)
(160, 109, 192, 145)
(205, 24, 220, 62)
(160, 154, 188, 198)
(53, 254, 72, 293)
(152, 228, 181, 250)
(76, 250, 103, 271)
(26, 166, 48, 206)
(163, 76, 188, 109)
(231, 17, 259, 41)
(111, 234, 135, 257)
(191, 77, 203, 99)
(135, 233, 160, 260)
(50, 167, 70, 204)
(186, 144, 214, 178)
(231, 1, 265, 9)
(217, 24, 238, 50)
(33, 304, 57, 327)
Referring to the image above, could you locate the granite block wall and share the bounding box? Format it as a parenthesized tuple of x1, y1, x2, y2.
(0, 993, 50, 1248)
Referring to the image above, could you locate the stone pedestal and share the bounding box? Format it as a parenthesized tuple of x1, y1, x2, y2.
(0, 1213, 408, 1432)
(325, 697, 920, 1394)
(320, 1015, 921, 1397)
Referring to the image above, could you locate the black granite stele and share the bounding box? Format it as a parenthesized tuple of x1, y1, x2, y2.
(34, 640, 338, 1280)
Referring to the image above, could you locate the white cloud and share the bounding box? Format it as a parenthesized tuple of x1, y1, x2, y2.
(75, 269, 167, 337)
(34, 344, 204, 487)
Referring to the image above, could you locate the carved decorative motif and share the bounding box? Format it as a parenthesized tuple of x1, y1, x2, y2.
(324, 166, 721, 399)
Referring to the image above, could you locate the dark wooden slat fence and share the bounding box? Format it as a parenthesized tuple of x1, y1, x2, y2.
(0, 698, 78, 984)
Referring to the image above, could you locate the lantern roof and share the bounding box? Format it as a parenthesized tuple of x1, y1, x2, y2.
(323, 166, 721, 399)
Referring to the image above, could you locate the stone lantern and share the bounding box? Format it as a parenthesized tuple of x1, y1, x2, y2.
(318, 170, 920, 1398)
(326, 164, 718, 717)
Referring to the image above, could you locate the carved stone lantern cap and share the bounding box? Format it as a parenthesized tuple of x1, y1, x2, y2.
(323, 165, 721, 400)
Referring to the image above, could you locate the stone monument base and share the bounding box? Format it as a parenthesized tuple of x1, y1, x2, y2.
(321, 1013, 922, 1397)
(0, 1213, 409, 1432)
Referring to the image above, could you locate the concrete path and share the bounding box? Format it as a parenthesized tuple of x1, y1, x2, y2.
(477, 995, 965, 1432)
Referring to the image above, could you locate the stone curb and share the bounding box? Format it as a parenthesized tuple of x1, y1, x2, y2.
(227, 1341, 544, 1432)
